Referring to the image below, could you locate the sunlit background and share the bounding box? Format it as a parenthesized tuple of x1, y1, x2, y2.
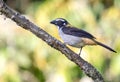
(0, 0, 120, 82)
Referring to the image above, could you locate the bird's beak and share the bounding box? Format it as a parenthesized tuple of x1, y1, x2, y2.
(50, 20, 55, 24)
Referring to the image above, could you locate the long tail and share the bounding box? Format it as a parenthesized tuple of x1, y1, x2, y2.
(93, 40, 117, 53)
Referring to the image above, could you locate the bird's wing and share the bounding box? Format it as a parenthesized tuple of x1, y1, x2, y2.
(62, 26, 96, 39)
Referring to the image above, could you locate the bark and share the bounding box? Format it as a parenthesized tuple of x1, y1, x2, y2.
(0, 0, 104, 82)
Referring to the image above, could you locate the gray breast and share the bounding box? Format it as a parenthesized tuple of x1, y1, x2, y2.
(58, 28, 85, 48)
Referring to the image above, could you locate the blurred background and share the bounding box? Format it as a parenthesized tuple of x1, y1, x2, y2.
(0, 0, 120, 82)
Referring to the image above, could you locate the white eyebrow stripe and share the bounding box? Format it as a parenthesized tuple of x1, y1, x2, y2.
(56, 18, 65, 22)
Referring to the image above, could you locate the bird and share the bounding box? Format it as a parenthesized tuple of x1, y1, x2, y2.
(50, 18, 117, 55)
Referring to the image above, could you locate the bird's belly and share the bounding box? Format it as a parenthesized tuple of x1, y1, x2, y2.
(59, 33, 85, 48)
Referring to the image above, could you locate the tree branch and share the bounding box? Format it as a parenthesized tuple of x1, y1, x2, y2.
(0, 0, 104, 82)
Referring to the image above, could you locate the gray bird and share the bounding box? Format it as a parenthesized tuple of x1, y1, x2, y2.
(50, 18, 116, 55)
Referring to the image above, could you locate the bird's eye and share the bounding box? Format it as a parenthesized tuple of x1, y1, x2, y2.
(55, 22, 57, 25)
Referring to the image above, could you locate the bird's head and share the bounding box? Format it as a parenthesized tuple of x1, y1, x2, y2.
(50, 18, 69, 28)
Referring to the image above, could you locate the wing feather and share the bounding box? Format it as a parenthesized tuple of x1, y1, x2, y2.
(62, 26, 96, 39)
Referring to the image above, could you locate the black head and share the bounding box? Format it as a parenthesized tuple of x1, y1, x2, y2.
(50, 18, 69, 27)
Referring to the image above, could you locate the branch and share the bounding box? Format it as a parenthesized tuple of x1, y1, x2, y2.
(0, 0, 104, 82)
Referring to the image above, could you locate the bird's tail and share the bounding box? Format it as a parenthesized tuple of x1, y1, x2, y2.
(93, 39, 117, 53)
